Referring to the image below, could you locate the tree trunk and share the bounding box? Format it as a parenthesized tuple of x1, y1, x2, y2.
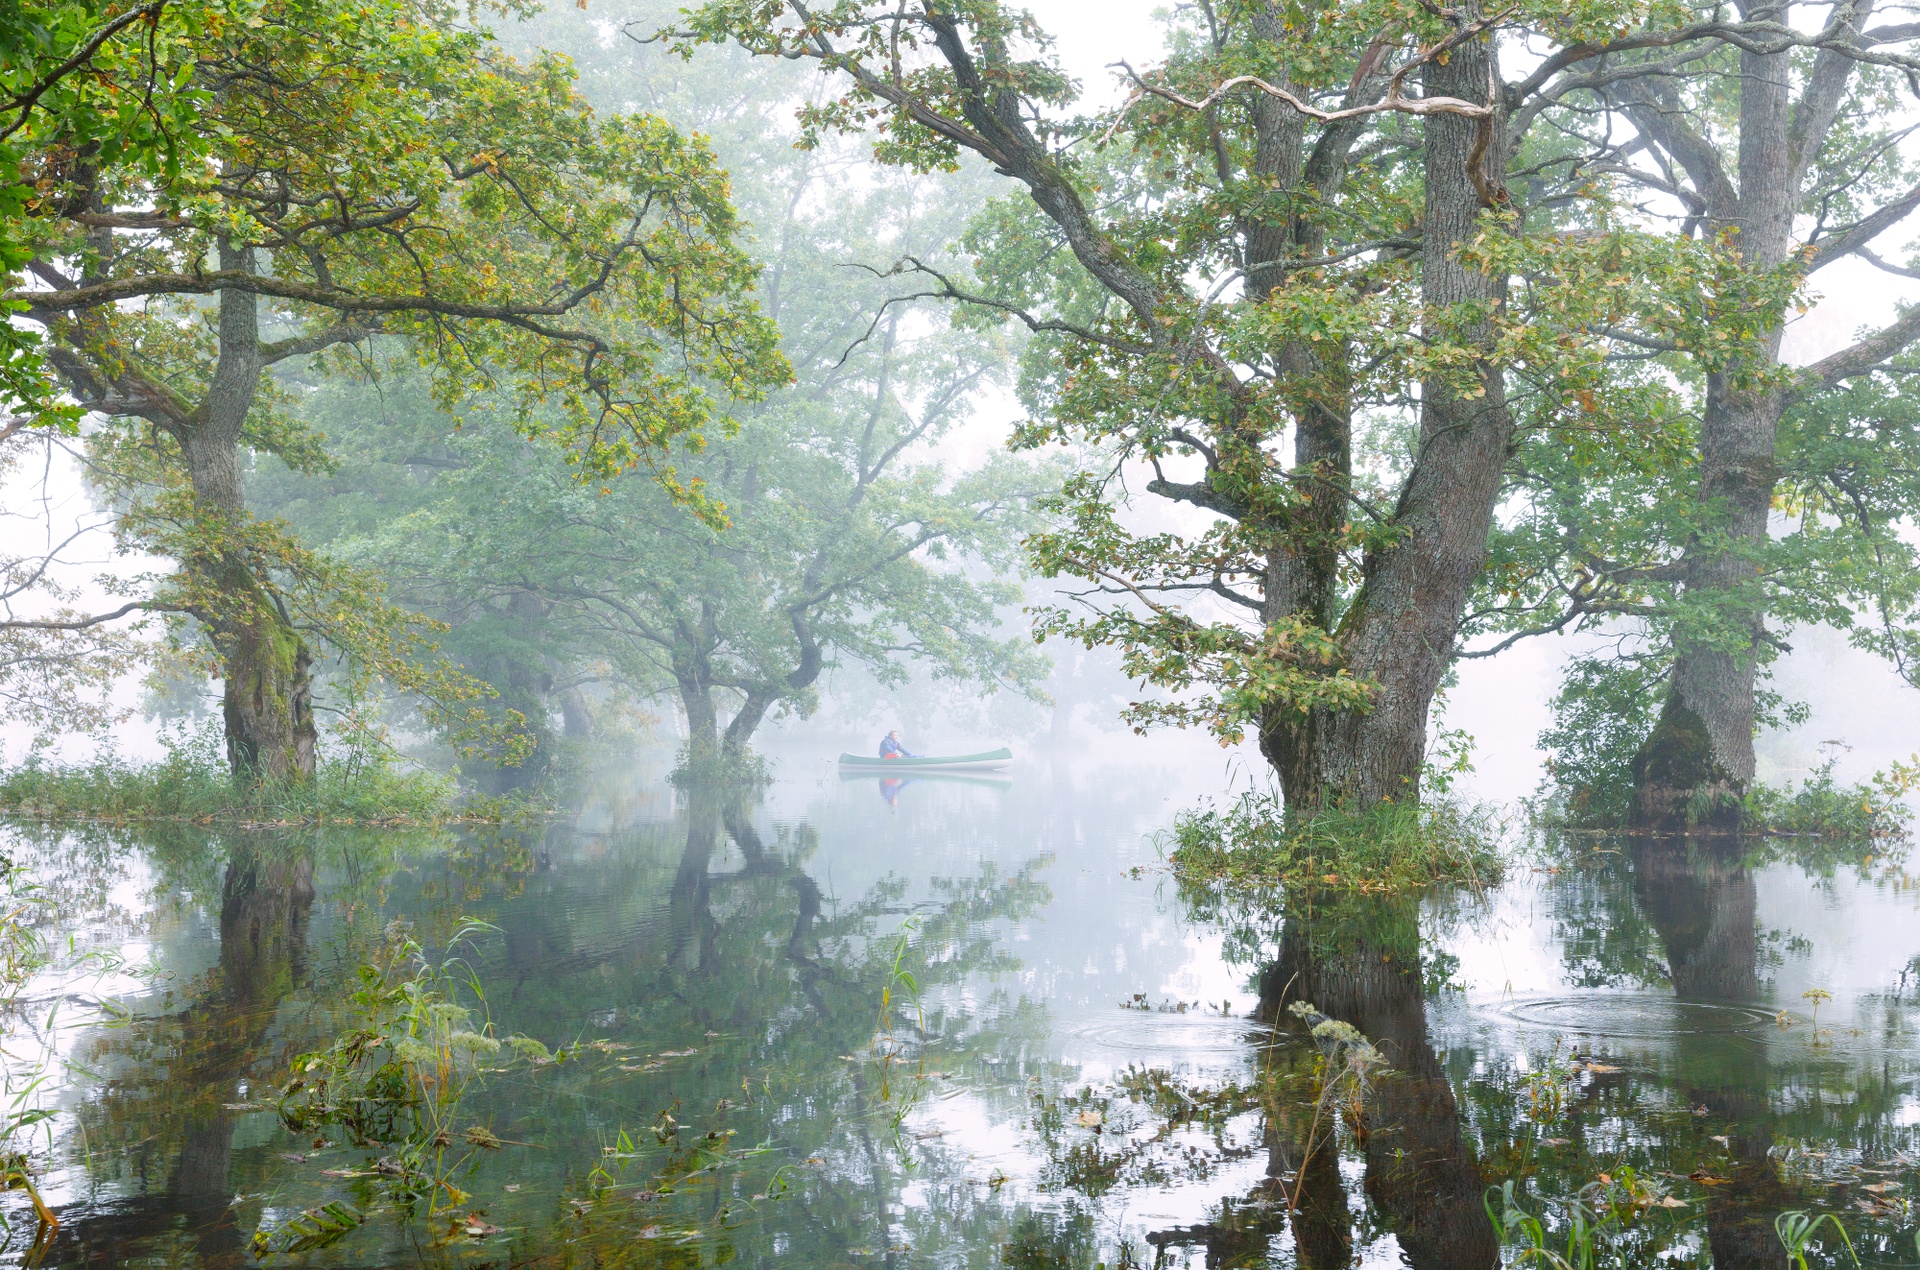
(212, 580, 318, 783)
(1631, 32, 1797, 829)
(1230, 20, 1363, 812)
(189, 244, 318, 782)
(557, 685, 594, 739)
(717, 613, 823, 766)
(1270, 40, 1513, 810)
(677, 669, 719, 775)
(722, 685, 779, 763)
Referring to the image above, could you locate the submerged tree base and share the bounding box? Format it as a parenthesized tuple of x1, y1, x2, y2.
(1167, 790, 1508, 895)
(0, 742, 547, 827)
(1539, 756, 1917, 841)
(668, 743, 774, 791)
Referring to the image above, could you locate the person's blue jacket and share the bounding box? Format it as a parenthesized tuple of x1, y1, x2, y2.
(878, 736, 917, 759)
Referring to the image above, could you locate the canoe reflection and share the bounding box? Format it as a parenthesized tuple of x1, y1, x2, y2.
(836, 769, 1014, 807)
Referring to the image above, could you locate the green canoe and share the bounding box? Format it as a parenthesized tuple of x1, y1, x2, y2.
(836, 746, 1012, 772)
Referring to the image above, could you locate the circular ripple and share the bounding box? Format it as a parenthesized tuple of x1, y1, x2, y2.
(1496, 994, 1779, 1039)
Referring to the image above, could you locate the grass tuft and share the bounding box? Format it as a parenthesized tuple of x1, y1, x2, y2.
(1167, 789, 1508, 895)
(0, 729, 547, 827)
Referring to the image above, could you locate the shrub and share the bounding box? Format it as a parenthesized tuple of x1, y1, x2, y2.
(1167, 789, 1508, 895)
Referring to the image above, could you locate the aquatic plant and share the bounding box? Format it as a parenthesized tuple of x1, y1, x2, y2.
(1279, 1002, 1385, 1210)
(1484, 1180, 1621, 1270)
(1775, 1210, 1858, 1270)
(266, 917, 558, 1241)
(0, 861, 57, 1240)
(1484, 1169, 1690, 1270)
(873, 916, 930, 1145)
(1801, 988, 1835, 1046)
(1522, 1043, 1576, 1126)
(1167, 787, 1507, 895)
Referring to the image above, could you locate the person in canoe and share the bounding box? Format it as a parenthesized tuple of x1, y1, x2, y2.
(878, 730, 918, 759)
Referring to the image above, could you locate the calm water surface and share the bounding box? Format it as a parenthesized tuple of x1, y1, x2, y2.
(3, 753, 1918, 1268)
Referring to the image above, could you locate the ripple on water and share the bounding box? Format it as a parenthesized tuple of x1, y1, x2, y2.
(1494, 994, 1780, 1039)
(1066, 1011, 1269, 1061)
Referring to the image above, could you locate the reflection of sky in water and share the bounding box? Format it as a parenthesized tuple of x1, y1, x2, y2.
(1, 754, 1917, 1265)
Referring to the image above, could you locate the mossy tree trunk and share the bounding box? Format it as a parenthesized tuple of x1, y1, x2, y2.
(189, 246, 318, 783)
(208, 561, 318, 783)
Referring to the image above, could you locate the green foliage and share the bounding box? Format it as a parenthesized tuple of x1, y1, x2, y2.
(1535, 656, 1667, 829)
(1536, 652, 1917, 837)
(0, 724, 538, 825)
(118, 493, 539, 767)
(16, 0, 785, 477)
(248, 30, 1053, 767)
(669, 740, 773, 789)
(4, 0, 785, 775)
(1467, 23, 1920, 804)
(1740, 756, 1917, 841)
(670, 0, 1744, 812)
(271, 918, 559, 1219)
(1167, 787, 1506, 894)
(0, 0, 214, 431)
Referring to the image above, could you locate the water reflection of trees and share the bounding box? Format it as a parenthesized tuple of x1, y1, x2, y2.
(19, 789, 1059, 1266)
(1035, 883, 1502, 1269)
(41, 829, 321, 1267)
(453, 786, 1056, 1265)
(1109, 838, 1920, 1270)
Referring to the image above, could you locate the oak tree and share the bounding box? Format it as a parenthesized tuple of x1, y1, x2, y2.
(4, 0, 784, 779)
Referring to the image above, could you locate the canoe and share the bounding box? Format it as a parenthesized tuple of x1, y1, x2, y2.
(837, 746, 1012, 772)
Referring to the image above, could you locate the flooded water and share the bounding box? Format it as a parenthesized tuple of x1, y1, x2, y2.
(3, 753, 1918, 1267)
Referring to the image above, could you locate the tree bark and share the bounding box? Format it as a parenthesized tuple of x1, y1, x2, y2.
(676, 666, 720, 775)
(557, 685, 594, 739)
(1630, 10, 1807, 828)
(189, 243, 318, 783)
(1242, 22, 1362, 809)
(716, 612, 823, 765)
(1272, 37, 1513, 809)
(722, 685, 779, 763)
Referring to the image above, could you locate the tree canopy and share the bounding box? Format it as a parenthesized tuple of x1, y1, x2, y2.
(253, 18, 1054, 780)
(2, 0, 785, 777)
